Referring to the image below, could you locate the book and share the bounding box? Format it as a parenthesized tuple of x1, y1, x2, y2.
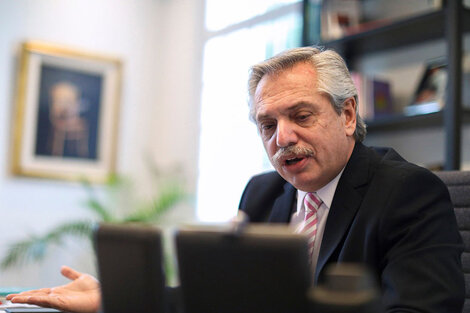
(351, 72, 371, 119)
(321, 0, 442, 41)
(351, 72, 394, 120)
(321, 0, 361, 41)
(370, 79, 393, 118)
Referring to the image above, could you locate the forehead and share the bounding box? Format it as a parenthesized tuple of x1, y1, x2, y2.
(253, 62, 319, 113)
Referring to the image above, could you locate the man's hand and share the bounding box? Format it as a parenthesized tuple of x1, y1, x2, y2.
(6, 266, 101, 313)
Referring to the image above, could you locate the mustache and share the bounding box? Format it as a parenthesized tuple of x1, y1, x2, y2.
(272, 145, 314, 164)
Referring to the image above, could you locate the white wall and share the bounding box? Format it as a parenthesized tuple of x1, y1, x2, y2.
(0, 0, 204, 287)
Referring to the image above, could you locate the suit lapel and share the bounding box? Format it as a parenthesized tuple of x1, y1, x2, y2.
(268, 182, 297, 223)
(314, 143, 373, 283)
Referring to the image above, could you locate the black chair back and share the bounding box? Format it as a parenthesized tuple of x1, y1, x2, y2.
(435, 171, 470, 313)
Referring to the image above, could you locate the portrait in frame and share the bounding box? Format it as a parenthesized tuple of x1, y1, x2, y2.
(11, 41, 122, 182)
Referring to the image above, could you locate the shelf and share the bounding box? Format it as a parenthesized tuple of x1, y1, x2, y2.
(317, 7, 470, 58)
(301, 0, 467, 168)
(365, 108, 470, 133)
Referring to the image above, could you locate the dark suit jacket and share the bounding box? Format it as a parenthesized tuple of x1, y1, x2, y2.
(239, 142, 464, 313)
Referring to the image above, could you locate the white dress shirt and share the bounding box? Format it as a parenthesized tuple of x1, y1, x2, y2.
(290, 168, 345, 276)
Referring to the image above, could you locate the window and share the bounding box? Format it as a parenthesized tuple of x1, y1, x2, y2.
(205, 0, 300, 31)
(197, 1, 303, 222)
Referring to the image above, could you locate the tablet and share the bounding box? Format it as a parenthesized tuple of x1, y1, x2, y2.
(175, 224, 312, 313)
(94, 223, 166, 313)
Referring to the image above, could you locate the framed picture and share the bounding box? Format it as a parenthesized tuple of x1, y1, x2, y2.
(11, 41, 122, 182)
(405, 59, 447, 116)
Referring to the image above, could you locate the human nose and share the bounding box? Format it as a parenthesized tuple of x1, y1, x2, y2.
(276, 120, 298, 148)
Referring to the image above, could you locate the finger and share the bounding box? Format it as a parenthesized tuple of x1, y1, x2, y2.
(60, 265, 81, 281)
(21, 288, 52, 294)
(6, 288, 52, 299)
(9, 295, 43, 304)
(12, 295, 64, 311)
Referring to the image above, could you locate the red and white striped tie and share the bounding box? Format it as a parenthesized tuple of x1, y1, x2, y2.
(303, 192, 322, 260)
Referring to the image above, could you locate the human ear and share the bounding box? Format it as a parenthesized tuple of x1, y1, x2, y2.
(342, 97, 357, 136)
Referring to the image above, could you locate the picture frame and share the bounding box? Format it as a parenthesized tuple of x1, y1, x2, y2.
(405, 59, 447, 116)
(11, 41, 122, 182)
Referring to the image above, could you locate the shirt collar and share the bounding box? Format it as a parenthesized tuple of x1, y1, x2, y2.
(296, 167, 345, 212)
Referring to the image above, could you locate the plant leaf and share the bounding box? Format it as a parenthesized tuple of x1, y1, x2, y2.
(4, 166, 188, 269)
(81, 178, 114, 222)
(123, 184, 186, 223)
(0, 220, 94, 270)
(1, 236, 46, 269)
(84, 199, 114, 222)
(46, 220, 95, 242)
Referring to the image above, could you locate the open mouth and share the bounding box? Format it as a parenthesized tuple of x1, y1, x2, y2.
(273, 146, 314, 169)
(285, 157, 304, 166)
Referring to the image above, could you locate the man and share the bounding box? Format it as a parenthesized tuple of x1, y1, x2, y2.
(239, 46, 464, 312)
(7, 47, 464, 312)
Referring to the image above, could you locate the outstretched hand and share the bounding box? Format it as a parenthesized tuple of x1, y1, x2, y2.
(6, 266, 101, 313)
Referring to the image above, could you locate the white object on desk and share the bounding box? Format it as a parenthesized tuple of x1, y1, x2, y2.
(0, 300, 42, 312)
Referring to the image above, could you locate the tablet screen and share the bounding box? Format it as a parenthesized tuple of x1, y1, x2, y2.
(94, 223, 166, 313)
(175, 224, 311, 313)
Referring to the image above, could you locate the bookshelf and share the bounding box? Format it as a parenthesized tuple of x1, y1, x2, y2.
(365, 109, 470, 132)
(303, 0, 468, 170)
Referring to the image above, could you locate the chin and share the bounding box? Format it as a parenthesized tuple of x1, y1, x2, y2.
(289, 174, 323, 192)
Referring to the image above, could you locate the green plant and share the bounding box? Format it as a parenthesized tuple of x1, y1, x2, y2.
(1, 168, 187, 270)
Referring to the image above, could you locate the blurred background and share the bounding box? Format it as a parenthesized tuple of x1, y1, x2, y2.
(1, 0, 470, 288)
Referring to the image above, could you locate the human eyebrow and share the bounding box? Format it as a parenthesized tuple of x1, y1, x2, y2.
(255, 113, 270, 124)
(285, 102, 315, 113)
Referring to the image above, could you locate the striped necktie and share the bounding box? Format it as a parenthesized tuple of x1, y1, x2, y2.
(303, 192, 322, 260)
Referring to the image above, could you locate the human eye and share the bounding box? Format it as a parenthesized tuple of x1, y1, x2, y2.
(258, 120, 276, 137)
(294, 111, 313, 124)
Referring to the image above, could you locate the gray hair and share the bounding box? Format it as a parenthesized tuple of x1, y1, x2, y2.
(248, 46, 367, 142)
